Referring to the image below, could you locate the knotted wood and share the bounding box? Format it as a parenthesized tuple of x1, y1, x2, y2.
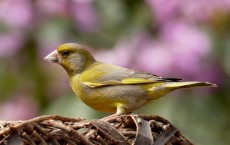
(0, 114, 193, 145)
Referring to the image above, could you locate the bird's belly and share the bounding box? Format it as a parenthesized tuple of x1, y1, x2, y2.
(73, 83, 149, 113)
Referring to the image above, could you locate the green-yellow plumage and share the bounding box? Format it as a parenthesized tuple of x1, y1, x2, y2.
(44, 43, 216, 115)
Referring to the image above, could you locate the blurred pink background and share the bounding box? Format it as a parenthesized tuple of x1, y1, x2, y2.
(0, 0, 229, 144)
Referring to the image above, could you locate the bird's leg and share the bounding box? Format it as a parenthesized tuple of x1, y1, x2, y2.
(116, 106, 126, 115)
(101, 105, 127, 121)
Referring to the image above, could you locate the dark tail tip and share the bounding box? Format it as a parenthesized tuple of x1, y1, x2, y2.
(193, 82, 218, 88)
(205, 82, 217, 87)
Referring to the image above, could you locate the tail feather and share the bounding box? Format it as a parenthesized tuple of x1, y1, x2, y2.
(148, 81, 216, 100)
(164, 81, 217, 89)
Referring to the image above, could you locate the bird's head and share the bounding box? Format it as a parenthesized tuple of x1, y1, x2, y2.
(44, 43, 95, 75)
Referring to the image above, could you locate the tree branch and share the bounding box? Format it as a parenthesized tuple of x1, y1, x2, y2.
(0, 114, 193, 145)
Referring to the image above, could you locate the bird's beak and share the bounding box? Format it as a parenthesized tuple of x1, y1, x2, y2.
(44, 50, 60, 63)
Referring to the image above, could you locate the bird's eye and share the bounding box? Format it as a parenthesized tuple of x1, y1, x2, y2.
(62, 50, 69, 56)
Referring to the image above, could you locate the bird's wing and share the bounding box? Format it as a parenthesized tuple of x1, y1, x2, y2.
(80, 62, 181, 88)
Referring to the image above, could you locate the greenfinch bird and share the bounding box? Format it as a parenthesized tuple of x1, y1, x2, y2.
(44, 43, 216, 115)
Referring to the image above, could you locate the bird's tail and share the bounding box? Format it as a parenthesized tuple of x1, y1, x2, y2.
(164, 81, 217, 89)
(148, 81, 216, 100)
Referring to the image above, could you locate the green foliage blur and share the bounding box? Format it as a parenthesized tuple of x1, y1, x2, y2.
(0, 0, 230, 145)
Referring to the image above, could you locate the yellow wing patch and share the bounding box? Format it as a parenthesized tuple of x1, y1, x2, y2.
(83, 82, 104, 88)
(83, 80, 122, 88)
(83, 78, 155, 88)
(121, 78, 155, 84)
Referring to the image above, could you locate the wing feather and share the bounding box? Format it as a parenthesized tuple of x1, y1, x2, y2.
(80, 62, 181, 88)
